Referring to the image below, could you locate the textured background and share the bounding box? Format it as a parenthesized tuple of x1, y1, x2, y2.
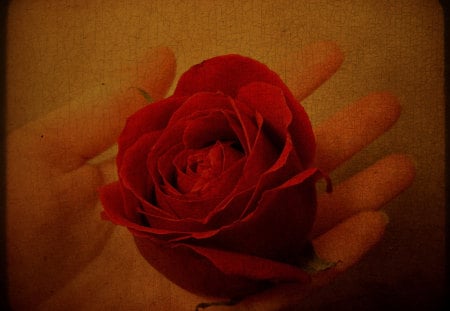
(7, 1, 445, 310)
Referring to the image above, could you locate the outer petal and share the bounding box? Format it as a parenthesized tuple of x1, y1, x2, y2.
(232, 108, 279, 191)
(134, 237, 311, 298)
(237, 82, 292, 145)
(174, 54, 285, 98)
(120, 132, 160, 202)
(168, 92, 234, 125)
(285, 91, 316, 168)
(195, 168, 320, 264)
(99, 182, 186, 240)
(100, 181, 137, 224)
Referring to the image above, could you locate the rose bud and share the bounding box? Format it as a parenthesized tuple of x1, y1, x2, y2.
(100, 54, 331, 299)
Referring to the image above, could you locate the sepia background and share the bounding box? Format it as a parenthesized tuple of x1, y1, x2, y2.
(7, 0, 445, 310)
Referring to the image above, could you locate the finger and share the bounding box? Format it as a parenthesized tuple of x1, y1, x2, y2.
(314, 92, 401, 173)
(312, 211, 388, 286)
(312, 154, 415, 237)
(274, 41, 344, 101)
(27, 47, 176, 171)
(56, 165, 104, 205)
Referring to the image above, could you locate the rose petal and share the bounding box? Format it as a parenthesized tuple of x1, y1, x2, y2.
(120, 132, 161, 200)
(154, 161, 244, 220)
(194, 168, 320, 264)
(117, 96, 186, 168)
(285, 91, 316, 168)
(238, 134, 302, 218)
(157, 143, 185, 193)
(146, 122, 189, 192)
(220, 110, 250, 154)
(134, 237, 310, 298)
(220, 141, 245, 169)
(234, 110, 279, 190)
(202, 187, 255, 228)
(100, 182, 185, 239)
(138, 185, 254, 238)
(205, 135, 300, 226)
(182, 111, 238, 149)
(175, 145, 244, 196)
(155, 186, 223, 219)
(185, 244, 311, 284)
(173, 149, 202, 193)
(228, 98, 260, 152)
(174, 55, 285, 98)
(168, 92, 234, 125)
(138, 208, 207, 233)
(166, 92, 256, 154)
(119, 132, 186, 220)
(100, 181, 139, 224)
(237, 82, 292, 145)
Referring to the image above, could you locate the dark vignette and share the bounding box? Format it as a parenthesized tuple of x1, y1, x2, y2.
(439, 0, 450, 310)
(1, 1, 10, 310)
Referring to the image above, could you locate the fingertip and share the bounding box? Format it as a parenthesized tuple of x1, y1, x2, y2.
(313, 211, 387, 272)
(383, 153, 416, 189)
(281, 41, 345, 100)
(303, 41, 345, 73)
(135, 46, 177, 101)
(141, 46, 176, 70)
(382, 92, 402, 120)
(366, 92, 402, 126)
(369, 211, 389, 244)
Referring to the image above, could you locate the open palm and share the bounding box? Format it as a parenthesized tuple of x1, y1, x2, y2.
(7, 44, 415, 310)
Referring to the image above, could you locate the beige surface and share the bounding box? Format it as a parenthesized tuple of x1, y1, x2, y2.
(7, 0, 445, 309)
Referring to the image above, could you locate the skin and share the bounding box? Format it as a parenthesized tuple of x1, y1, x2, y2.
(7, 43, 415, 310)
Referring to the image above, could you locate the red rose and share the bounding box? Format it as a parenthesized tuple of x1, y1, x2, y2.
(100, 55, 326, 298)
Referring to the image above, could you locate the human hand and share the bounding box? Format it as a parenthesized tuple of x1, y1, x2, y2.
(7, 43, 415, 310)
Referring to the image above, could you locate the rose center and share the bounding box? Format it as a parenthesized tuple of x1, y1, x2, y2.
(186, 143, 223, 193)
(175, 141, 243, 195)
